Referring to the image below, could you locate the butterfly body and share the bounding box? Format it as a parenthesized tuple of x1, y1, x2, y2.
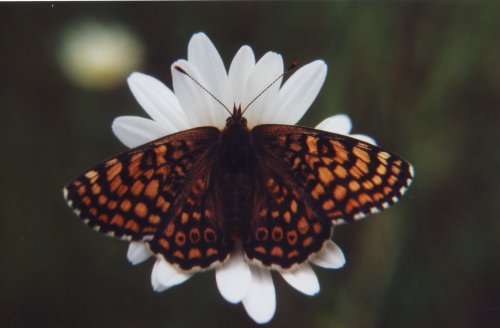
(64, 107, 414, 272)
(216, 108, 256, 241)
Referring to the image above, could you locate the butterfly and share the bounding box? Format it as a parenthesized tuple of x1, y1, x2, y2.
(64, 68, 414, 272)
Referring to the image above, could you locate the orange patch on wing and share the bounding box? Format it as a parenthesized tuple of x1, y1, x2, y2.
(331, 141, 349, 163)
(311, 183, 325, 199)
(116, 185, 128, 197)
(159, 238, 170, 249)
(353, 147, 370, 163)
(290, 199, 298, 213)
(131, 180, 144, 196)
(154, 145, 167, 165)
(107, 162, 122, 181)
(165, 222, 175, 237)
(98, 195, 107, 205)
(362, 180, 374, 190)
(82, 196, 91, 206)
(145, 179, 159, 199)
(318, 166, 335, 184)
(355, 159, 369, 174)
(376, 164, 387, 175)
(120, 199, 132, 212)
(173, 250, 184, 259)
(334, 165, 348, 179)
(349, 166, 364, 179)
(290, 142, 302, 152)
(334, 185, 347, 201)
(125, 220, 140, 232)
(110, 214, 124, 227)
(134, 202, 148, 218)
(107, 200, 117, 210)
(77, 185, 86, 196)
(372, 175, 383, 185)
(373, 192, 384, 202)
(345, 199, 360, 214)
(110, 176, 122, 192)
(156, 196, 170, 212)
(391, 166, 401, 175)
(302, 236, 313, 247)
(297, 217, 309, 235)
(306, 136, 319, 154)
(270, 247, 283, 257)
(358, 193, 373, 205)
(348, 180, 360, 192)
(188, 248, 202, 259)
(283, 211, 291, 223)
(99, 214, 109, 223)
(91, 183, 101, 195)
(255, 246, 267, 255)
(206, 248, 218, 256)
(322, 199, 335, 211)
(149, 214, 161, 225)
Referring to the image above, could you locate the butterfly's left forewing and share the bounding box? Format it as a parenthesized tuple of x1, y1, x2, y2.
(64, 127, 232, 271)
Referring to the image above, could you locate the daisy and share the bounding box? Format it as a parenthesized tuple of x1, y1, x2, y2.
(113, 32, 375, 324)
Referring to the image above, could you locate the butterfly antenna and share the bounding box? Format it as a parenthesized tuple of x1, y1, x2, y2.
(174, 65, 232, 116)
(241, 61, 300, 115)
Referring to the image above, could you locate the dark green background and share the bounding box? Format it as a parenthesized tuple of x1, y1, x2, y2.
(1, 2, 499, 328)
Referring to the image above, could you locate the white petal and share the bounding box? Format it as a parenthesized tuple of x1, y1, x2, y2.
(151, 258, 192, 292)
(127, 242, 153, 265)
(272, 60, 327, 125)
(226, 45, 256, 111)
(350, 133, 377, 145)
(315, 114, 352, 135)
(188, 32, 227, 103)
(172, 60, 222, 128)
(215, 247, 251, 304)
(112, 116, 169, 148)
(243, 52, 284, 128)
(279, 263, 320, 296)
(310, 240, 346, 269)
(128, 72, 189, 132)
(242, 266, 276, 324)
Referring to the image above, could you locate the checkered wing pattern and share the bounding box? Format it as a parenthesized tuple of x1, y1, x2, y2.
(245, 124, 414, 268)
(64, 127, 231, 271)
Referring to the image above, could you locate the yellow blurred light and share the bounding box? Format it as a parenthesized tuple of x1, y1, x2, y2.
(58, 20, 144, 90)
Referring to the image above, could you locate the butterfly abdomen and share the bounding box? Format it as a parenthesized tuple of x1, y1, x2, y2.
(216, 123, 257, 240)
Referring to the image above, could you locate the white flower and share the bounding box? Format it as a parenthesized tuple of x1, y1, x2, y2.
(58, 20, 144, 90)
(113, 32, 374, 324)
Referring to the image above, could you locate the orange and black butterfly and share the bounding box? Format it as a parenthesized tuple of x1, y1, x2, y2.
(64, 69, 414, 272)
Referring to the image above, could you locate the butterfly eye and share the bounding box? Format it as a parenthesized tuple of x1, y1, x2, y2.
(241, 117, 248, 126)
(226, 117, 232, 124)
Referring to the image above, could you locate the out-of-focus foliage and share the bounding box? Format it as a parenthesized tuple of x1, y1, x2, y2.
(0, 3, 499, 328)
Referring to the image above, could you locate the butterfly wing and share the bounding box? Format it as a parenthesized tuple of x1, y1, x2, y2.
(244, 166, 333, 269)
(64, 127, 232, 271)
(245, 124, 414, 269)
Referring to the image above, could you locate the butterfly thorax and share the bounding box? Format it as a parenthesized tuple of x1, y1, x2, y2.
(215, 111, 255, 240)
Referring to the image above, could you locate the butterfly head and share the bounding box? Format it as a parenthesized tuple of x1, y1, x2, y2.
(225, 105, 248, 128)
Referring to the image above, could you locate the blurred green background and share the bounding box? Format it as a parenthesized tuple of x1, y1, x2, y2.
(1, 2, 499, 328)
